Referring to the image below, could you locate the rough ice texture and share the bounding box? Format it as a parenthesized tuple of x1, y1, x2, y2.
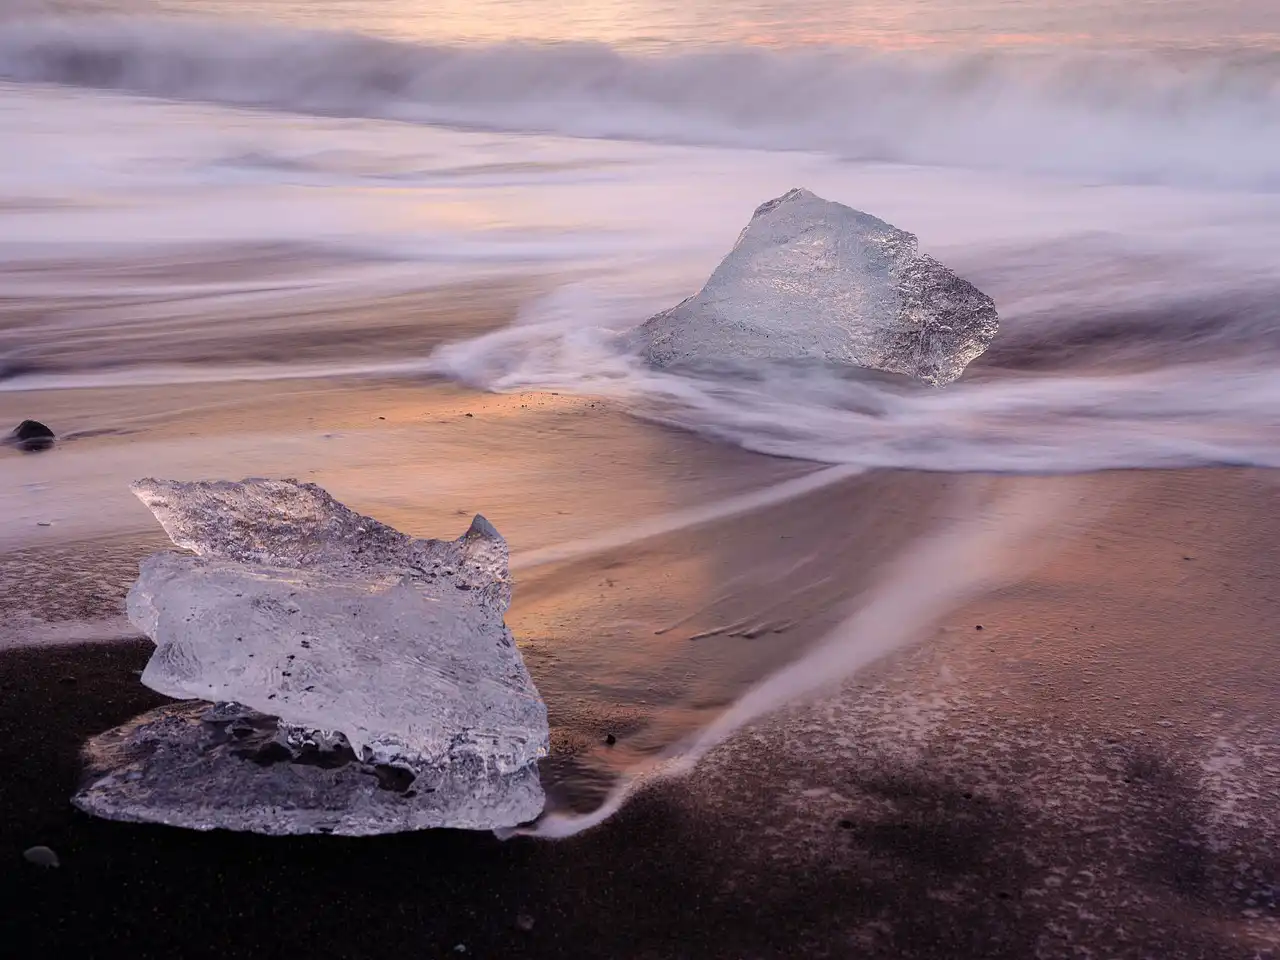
(637, 188, 999, 386)
(75, 702, 545, 836)
(74, 478, 548, 835)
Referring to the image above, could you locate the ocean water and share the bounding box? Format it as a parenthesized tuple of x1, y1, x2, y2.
(3, 0, 1280, 841)
(2, 0, 1279, 469)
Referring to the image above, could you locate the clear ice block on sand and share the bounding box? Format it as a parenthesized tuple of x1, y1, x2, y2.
(74, 479, 549, 835)
(637, 188, 999, 386)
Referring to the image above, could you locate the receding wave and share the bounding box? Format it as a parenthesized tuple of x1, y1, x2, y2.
(428, 281, 1280, 474)
(2, 16, 1280, 187)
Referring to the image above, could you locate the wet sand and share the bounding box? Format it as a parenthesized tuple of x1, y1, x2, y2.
(0, 375, 952, 802)
(2, 370, 1279, 956)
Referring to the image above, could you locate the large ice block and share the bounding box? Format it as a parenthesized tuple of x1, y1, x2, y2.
(74, 479, 548, 835)
(637, 188, 999, 386)
(74, 702, 545, 836)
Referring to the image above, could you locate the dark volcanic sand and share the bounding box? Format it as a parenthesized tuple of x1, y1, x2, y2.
(0, 636, 1272, 959)
(5, 474, 1280, 960)
(2, 379, 1278, 958)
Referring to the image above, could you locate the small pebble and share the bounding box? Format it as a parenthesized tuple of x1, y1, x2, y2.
(516, 913, 535, 932)
(464, 413, 474, 418)
(23, 846, 59, 868)
(975, 625, 984, 631)
(453, 945, 467, 954)
(10, 419, 56, 452)
(37, 521, 52, 527)
(605, 733, 617, 746)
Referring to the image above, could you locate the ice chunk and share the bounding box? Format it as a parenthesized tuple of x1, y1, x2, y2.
(74, 702, 545, 836)
(74, 479, 548, 834)
(636, 188, 998, 386)
(127, 550, 544, 773)
(129, 477, 510, 601)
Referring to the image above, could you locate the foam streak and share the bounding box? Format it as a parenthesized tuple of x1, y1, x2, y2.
(505, 480, 1076, 839)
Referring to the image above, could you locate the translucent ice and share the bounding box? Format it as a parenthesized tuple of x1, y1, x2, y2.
(74, 702, 545, 836)
(74, 479, 548, 835)
(637, 188, 999, 386)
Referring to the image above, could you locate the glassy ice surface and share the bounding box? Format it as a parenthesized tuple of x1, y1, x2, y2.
(75, 702, 546, 836)
(74, 479, 549, 834)
(637, 188, 999, 386)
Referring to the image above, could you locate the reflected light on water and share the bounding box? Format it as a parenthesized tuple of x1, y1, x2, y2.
(139, 0, 1280, 51)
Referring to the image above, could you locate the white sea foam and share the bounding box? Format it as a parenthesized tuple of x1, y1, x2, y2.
(1, 17, 1280, 188)
(431, 281, 1280, 475)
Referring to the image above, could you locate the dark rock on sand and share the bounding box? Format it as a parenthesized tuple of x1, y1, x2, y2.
(8, 419, 56, 452)
(23, 845, 60, 868)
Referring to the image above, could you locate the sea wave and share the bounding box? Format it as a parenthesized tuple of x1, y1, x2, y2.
(429, 281, 1280, 474)
(1, 16, 1279, 187)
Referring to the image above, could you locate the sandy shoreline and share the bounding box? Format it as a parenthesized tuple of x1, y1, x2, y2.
(2, 367, 1279, 956)
(0, 366, 1274, 957)
(1, 374, 948, 800)
(3, 0, 1280, 950)
(5, 464, 1279, 957)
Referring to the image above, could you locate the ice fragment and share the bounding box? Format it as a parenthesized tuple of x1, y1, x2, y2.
(637, 188, 998, 386)
(74, 479, 548, 835)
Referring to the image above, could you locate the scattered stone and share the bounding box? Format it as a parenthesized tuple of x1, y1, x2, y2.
(23, 845, 60, 868)
(975, 625, 984, 631)
(464, 413, 474, 418)
(636, 188, 999, 386)
(605, 733, 617, 746)
(8, 419, 56, 452)
(516, 913, 535, 932)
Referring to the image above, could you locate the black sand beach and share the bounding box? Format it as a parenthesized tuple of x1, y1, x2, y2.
(4, 0, 1280, 954)
(0, 639, 1263, 959)
(4, 449, 1279, 958)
